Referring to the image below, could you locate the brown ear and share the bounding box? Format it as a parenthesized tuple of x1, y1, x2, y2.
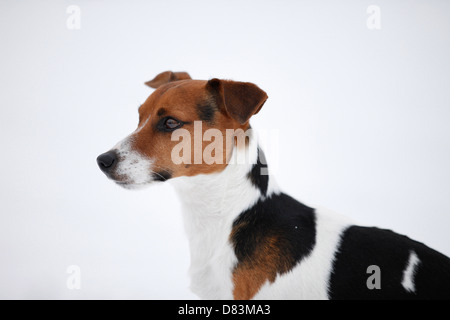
(145, 71, 192, 88)
(207, 78, 268, 125)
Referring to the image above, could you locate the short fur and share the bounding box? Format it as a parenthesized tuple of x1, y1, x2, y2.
(98, 71, 450, 300)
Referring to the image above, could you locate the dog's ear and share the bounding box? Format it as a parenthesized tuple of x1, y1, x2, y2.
(145, 71, 192, 89)
(206, 79, 268, 125)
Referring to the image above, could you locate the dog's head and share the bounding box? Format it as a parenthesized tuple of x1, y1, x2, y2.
(97, 71, 268, 189)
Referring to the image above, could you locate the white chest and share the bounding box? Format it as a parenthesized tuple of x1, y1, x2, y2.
(172, 165, 262, 299)
(187, 226, 237, 300)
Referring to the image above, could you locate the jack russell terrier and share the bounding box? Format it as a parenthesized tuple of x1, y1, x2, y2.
(97, 71, 450, 300)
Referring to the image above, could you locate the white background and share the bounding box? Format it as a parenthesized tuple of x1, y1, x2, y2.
(0, 0, 449, 299)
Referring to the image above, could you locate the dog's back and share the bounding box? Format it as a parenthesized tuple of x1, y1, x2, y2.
(229, 185, 450, 300)
(329, 225, 450, 299)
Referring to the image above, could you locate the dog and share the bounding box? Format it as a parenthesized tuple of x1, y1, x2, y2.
(97, 71, 450, 300)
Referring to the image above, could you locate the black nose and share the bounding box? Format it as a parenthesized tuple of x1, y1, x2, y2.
(97, 151, 117, 173)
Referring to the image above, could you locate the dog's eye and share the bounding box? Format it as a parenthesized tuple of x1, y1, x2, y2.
(164, 118, 182, 130)
(157, 117, 184, 132)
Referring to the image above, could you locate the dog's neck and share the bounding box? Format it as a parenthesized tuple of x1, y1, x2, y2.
(170, 132, 278, 298)
(171, 131, 277, 223)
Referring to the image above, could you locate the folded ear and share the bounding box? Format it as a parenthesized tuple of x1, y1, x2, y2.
(145, 71, 192, 88)
(206, 78, 268, 125)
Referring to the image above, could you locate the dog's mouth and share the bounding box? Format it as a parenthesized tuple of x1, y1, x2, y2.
(100, 165, 167, 190)
(114, 180, 152, 190)
(98, 167, 151, 189)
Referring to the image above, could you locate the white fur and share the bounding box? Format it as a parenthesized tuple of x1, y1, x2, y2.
(110, 121, 155, 189)
(402, 251, 420, 293)
(171, 132, 351, 300)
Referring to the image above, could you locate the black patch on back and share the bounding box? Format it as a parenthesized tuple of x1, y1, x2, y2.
(197, 103, 216, 124)
(231, 193, 317, 276)
(247, 148, 269, 196)
(152, 170, 172, 182)
(329, 226, 450, 300)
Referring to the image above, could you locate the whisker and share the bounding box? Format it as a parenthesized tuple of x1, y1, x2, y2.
(150, 170, 167, 181)
(151, 164, 172, 176)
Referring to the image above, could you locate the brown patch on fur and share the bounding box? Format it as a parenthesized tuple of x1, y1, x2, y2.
(207, 78, 268, 125)
(230, 220, 300, 300)
(133, 80, 238, 178)
(230, 196, 317, 300)
(145, 71, 192, 89)
(131, 73, 267, 180)
(231, 235, 283, 300)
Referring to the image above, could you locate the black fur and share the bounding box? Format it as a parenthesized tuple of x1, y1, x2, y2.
(157, 108, 167, 117)
(247, 148, 269, 196)
(197, 103, 216, 124)
(329, 226, 450, 300)
(152, 170, 172, 182)
(231, 193, 317, 275)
